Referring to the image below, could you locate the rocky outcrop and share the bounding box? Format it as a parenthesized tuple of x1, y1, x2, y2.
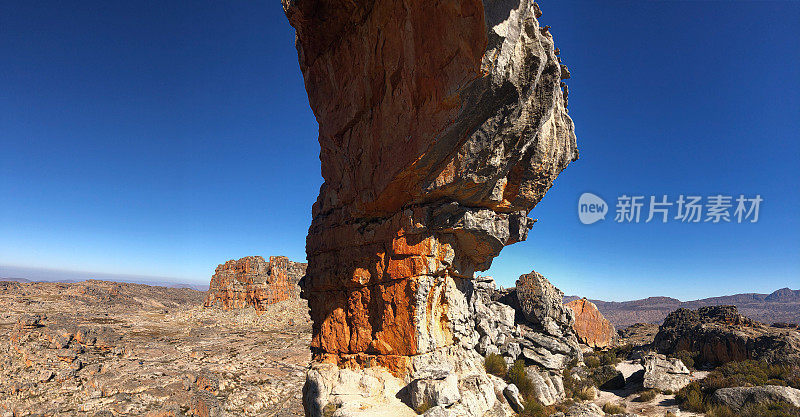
(711, 385, 800, 411)
(284, 0, 577, 415)
(653, 305, 800, 366)
(565, 298, 616, 349)
(204, 256, 307, 311)
(641, 353, 690, 392)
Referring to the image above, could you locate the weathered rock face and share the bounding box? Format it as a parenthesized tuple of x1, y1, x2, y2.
(641, 353, 690, 392)
(565, 298, 616, 349)
(283, 0, 577, 415)
(653, 305, 800, 366)
(711, 385, 800, 411)
(204, 256, 307, 311)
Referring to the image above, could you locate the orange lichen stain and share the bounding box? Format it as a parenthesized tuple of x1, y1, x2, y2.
(391, 235, 435, 256)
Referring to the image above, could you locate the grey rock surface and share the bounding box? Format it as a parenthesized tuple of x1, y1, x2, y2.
(641, 353, 690, 392)
(711, 385, 800, 411)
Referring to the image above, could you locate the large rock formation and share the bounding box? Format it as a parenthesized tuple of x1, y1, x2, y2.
(565, 298, 616, 349)
(653, 305, 800, 366)
(282, 0, 577, 415)
(204, 256, 307, 311)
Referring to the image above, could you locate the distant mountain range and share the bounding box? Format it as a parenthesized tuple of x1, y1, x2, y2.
(564, 288, 800, 328)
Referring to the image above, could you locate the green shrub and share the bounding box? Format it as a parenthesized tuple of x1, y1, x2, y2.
(601, 402, 626, 414)
(322, 403, 339, 417)
(584, 354, 601, 368)
(635, 389, 658, 402)
(520, 399, 554, 417)
(676, 360, 800, 413)
(600, 351, 620, 366)
(484, 353, 507, 377)
(739, 401, 800, 417)
(414, 401, 432, 415)
(508, 360, 534, 399)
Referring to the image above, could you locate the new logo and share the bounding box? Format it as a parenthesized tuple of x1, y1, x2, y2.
(578, 192, 608, 224)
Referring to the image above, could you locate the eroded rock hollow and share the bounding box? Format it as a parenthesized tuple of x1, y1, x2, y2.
(283, 0, 577, 415)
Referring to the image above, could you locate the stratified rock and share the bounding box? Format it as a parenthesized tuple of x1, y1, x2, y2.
(711, 385, 800, 411)
(283, 0, 577, 414)
(203, 256, 306, 311)
(653, 305, 800, 366)
(565, 298, 616, 349)
(641, 353, 690, 392)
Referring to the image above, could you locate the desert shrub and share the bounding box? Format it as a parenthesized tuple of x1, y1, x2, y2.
(574, 385, 596, 401)
(665, 412, 677, 417)
(588, 365, 624, 390)
(661, 389, 673, 395)
(608, 344, 634, 361)
(322, 403, 339, 417)
(584, 354, 601, 368)
(738, 401, 800, 417)
(520, 399, 555, 417)
(669, 350, 696, 369)
(508, 360, 534, 399)
(601, 402, 626, 414)
(676, 382, 706, 412)
(677, 360, 800, 413)
(600, 351, 620, 366)
(414, 401, 432, 415)
(635, 388, 658, 402)
(484, 353, 507, 377)
(562, 366, 594, 400)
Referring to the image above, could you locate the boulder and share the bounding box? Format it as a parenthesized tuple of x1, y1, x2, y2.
(711, 385, 800, 411)
(653, 305, 800, 366)
(641, 353, 690, 392)
(502, 384, 524, 413)
(516, 271, 575, 329)
(565, 298, 616, 349)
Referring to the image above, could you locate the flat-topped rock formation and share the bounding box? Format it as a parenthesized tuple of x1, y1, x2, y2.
(282, 0, 577, 415)
(653, 305, 800, 366)
(204, 256, 307, 311)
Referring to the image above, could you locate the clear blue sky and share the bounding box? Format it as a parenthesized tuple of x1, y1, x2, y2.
(1, 1, 798, 301)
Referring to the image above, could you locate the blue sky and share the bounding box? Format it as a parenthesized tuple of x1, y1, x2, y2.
(1, 1, 798, 301)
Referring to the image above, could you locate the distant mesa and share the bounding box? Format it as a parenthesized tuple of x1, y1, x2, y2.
(203, 256, 307, 311)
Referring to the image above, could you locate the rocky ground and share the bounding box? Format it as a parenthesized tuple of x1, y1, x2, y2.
(0, 280, 310, 417)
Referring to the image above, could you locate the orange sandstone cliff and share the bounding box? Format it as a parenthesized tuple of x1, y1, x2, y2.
(282, 0, 578, 415)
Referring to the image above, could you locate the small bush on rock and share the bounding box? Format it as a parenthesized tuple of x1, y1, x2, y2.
(584, 354, 601, 368)
(484, 353, 507, 377)
(508, 360, 534, 399)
